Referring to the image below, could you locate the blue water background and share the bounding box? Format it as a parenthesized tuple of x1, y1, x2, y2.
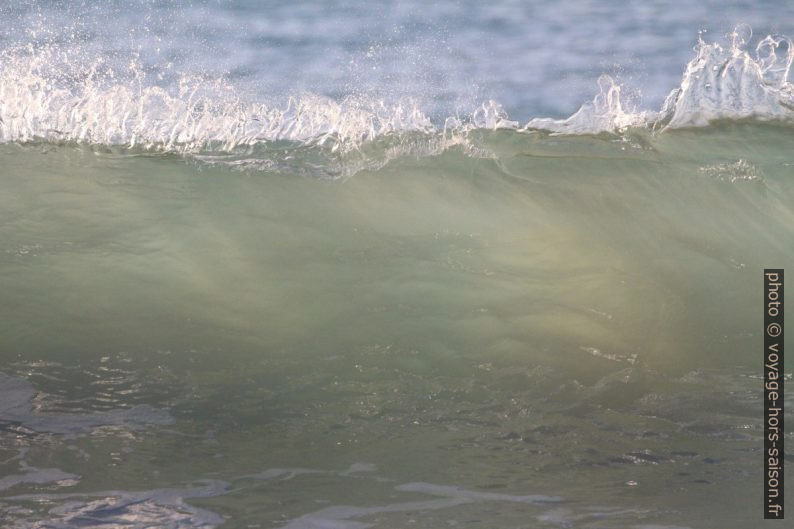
(2, 1, 794, 120)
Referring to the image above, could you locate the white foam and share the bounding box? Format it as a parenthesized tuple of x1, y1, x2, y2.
(528, 27, 794, 134)
(0, 26, 791, 166)
(526, 75, 652, 134)
(0, 44, 438, 153)
(660, 28, 794, 128)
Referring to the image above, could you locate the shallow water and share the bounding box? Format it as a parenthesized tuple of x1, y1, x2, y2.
(1, 2, 794, 528)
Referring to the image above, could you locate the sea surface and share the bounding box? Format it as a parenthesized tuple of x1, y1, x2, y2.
(1, 1, 793, 528)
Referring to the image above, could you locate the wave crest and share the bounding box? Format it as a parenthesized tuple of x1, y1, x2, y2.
(1, 27, 793, 175)
(0, 44, 442, 151)
(660, 27, 794, 128)
(529, 26, 794, 134)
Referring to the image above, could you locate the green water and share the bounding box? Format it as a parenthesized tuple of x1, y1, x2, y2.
(0, 125, 792, 528)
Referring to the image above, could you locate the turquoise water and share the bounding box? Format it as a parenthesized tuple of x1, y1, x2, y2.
(1, 2, 793, 528)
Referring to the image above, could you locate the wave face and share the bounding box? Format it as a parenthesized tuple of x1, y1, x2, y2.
(2, 123, 793, 528)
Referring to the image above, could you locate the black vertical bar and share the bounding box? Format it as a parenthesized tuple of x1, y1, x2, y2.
(765, 269, 784, 519)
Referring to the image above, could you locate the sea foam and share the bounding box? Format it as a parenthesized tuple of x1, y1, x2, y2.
(0, 27, 792, 164)
(528, 26, 794, 133)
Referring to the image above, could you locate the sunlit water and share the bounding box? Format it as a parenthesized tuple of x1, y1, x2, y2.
(1, 2, 793, 528)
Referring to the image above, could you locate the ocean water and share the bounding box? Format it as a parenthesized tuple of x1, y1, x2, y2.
(1, 1, 793, 528)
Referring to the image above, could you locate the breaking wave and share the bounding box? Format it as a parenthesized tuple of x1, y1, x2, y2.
(0, 25, 793, 175)
(528, 26, 794, 133)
